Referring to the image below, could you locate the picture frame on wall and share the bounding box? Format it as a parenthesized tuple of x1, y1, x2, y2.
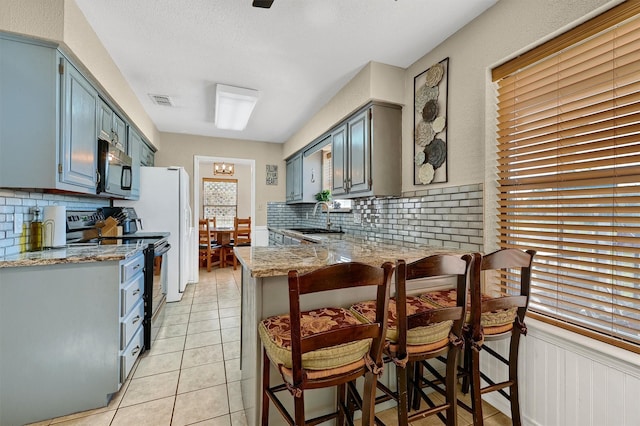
(265, 164, 278, 185)
(413, 57, 449, 185)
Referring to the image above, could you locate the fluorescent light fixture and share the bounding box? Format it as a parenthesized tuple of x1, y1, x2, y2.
(214, 84, 259, 131)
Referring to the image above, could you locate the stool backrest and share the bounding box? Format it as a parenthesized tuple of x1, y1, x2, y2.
(234, 216, 251, 246)
(395, 253, 475, 355)
(287, 262, 394, 384)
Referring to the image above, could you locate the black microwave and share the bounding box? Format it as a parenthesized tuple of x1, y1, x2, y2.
(97, 139, 133, 198)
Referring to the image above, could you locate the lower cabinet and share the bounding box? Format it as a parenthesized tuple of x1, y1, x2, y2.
(0, 253, 145, 426)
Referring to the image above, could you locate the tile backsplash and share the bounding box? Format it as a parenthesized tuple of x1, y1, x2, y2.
(268, 183, 483, 252)
(0, 189, 108, 256)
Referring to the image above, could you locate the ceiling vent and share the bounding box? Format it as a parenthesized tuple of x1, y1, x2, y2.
(148, 94, 174, 107)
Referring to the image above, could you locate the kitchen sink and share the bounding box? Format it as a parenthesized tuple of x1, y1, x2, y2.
(287, 227, 344, 234)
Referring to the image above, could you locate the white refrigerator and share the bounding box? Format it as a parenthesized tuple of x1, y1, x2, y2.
(117, 166, 194, 302)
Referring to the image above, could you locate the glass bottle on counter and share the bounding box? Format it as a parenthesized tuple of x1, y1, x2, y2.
(30, 206, 43, 251)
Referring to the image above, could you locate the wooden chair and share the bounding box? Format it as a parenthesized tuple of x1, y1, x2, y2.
(259, 262, 394, 426)
(349, 253, 475, 425)
(198, 219, 222, 272)
(223, 216, 251, 270)
(465, 248, 536, 426)
(208, 217, 217, 244)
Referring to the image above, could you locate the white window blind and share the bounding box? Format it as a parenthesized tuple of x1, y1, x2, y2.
(493, 3, 640, 352)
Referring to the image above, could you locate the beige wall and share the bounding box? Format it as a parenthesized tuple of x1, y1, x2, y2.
(283, 61, 405, 158)
(157, 132, 285, 226)
(0, 0, 160, 149)
(401, 0, 623, 195)
(199, 163, 252, 220)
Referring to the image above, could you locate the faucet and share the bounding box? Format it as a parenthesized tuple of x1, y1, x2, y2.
(313, 201, 332, 229)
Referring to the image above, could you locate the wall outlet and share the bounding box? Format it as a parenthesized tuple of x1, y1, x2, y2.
(14, 213, 23, 234)
(353, 212, 361, 224)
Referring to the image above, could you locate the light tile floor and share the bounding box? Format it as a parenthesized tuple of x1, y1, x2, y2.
(28, 266, 511, 426)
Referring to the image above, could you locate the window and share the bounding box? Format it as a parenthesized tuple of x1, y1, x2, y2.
(203, 178, 237, 228)
(493, 2, 640, 352)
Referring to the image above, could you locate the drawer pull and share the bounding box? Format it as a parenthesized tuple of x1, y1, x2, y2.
(133, 264, 141, 271)
(132, 289, 140, 296)
(132, 315, 141, 325)
(131, 345, 141, 357)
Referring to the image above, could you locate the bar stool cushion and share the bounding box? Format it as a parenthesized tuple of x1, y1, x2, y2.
(420, 289, 517, 329)
(258, 307, 371, 370)
(350, 297, 452, 345)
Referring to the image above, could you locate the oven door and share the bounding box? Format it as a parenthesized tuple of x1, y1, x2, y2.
(146, 241, 170, 347)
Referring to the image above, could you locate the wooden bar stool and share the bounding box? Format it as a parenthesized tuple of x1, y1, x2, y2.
(349, 253, 475, 425)
(421, 248, 535, 425)
(258, 262, 394, 425)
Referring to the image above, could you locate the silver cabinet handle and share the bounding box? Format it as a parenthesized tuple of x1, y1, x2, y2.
(132, 315, 141, 325)
(131, 345, 141, 357)
(132, 289, 140, 296)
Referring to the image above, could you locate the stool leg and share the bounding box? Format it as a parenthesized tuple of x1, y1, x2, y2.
(261, 350, 270, 426)
(445, 347, 460, 425)
(294, 390, 306, 426)
(396, 363, 409, 426)
(509, 331, 523, 426)
(411, 361, 423, 410)
(361, 372, 377, 426)
(337, 383, 346, 425)
(470, 347, 483, 426)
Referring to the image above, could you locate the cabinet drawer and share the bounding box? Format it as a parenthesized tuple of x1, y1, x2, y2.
(121, 253, 144, 283)
(120, 325, 143, 384)
(121, 272, 144, 316)
(120, 298, 144, 350)
(274, 232, 284, 245)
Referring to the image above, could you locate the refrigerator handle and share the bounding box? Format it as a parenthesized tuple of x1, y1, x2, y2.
(186, 204, 192, 229)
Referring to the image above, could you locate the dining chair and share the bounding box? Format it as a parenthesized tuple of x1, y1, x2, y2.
(349, 253, 475, 425)
(198, 219, 222, 272)
(421, 248, 535, 425)
(259, 262, 394, 425)
(223, 216, 251, 269)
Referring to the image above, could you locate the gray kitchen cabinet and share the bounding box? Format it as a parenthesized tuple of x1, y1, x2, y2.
(140, 140, 155, 166)
(0, 34, 98, 194)
(286, 145, 323, 204)
(128, 127, 143, 199)
(99, 99, 127, 152)
(0, 252, 145, 426)
(285, 153, 303, 203)
(331, 102, 401, 198)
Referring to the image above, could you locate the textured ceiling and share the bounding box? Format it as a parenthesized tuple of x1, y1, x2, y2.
(74, 0, 497, 143)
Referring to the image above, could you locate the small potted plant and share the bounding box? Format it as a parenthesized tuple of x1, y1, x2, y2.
(315, 190, 331, 202)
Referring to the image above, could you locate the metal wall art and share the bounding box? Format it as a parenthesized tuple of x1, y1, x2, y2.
(414, 57, 448, 185)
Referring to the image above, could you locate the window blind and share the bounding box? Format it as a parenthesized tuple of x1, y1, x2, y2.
(494, 3, 640, 352)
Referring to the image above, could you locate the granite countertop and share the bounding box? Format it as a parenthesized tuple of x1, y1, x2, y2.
(235, 233, 471, 278)
(0, 243, 145, 268)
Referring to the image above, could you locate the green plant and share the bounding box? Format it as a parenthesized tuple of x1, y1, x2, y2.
(315, 190, 331, 202)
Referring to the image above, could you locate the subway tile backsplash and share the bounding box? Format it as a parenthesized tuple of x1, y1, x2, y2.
(268, 183, 483, 252)
(0, 189, 108, 256)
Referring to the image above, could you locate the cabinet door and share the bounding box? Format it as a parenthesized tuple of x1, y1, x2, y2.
(128, 127, 142, 200)
(347, 109, 371, 194)
(113, 113, 127, 152)
(331, 124, 347, 196)
(285, 153, 303, 203)
(99, 100, 113, 141)
(60, 60, 98, 190)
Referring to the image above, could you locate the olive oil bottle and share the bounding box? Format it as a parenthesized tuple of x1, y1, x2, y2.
(30, 206, 43, 251)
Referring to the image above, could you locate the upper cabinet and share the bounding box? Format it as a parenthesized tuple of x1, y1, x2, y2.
(331, 102, 402, 198)
(128, 127, 143, 200)
(99, 100, 127, 153)
(285, 153, 303, 203)
(285, 142, 323, 204)
(140, 141, 155, 167)
(0, 35, 98, 194)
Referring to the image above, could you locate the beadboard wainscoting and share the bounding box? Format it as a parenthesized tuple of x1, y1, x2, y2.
(482, 318, 640, 426)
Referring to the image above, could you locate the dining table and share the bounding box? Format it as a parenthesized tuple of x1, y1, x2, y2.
(210, 227, 234, 267)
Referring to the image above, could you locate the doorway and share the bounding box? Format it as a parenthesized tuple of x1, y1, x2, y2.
(193, 155, 255, 283)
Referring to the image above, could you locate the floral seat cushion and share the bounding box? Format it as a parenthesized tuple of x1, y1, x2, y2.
(258, 307, 371, 370)
(420, 289, 517, 328)
(350, 297, 452, 346)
